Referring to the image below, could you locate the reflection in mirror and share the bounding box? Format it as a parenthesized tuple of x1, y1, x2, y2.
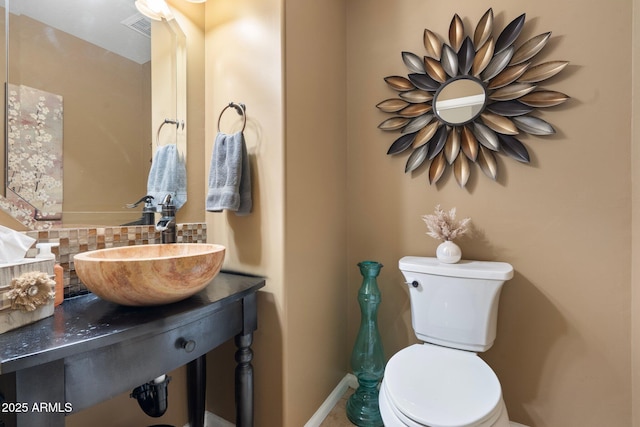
(434, 78, 485, 125)
(0, 0, 186, 229)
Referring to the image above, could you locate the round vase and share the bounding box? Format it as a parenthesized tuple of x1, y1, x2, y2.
(436, 240, 461, 263)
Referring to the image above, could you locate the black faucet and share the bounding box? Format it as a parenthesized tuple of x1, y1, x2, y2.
(123, 195, 155, 226)
(156, 194, 176, 243)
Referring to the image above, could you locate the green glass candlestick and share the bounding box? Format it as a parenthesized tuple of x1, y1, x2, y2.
(346, 261, 384, 427)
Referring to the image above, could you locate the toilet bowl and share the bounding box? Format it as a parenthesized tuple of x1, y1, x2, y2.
(379, 257, 528, 427)
(379, 344, 510, 427)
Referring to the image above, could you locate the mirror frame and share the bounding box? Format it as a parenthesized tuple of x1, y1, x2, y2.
(376, 8, 570, 187)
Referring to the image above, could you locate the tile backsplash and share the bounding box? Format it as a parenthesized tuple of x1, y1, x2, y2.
(23, 223, 207, 299)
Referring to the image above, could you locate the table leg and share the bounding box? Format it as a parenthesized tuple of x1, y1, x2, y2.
(187, 355, 206, 427)
(0, 360, 65, 427)
(234, 333, 254, 427)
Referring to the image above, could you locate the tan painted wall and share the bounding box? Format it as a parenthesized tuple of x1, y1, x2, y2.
(632, 1, 640, 426)
(204, 0, 348, 425)
(204, 0, 286, 424)
(283, 0, 348, 425)
(347, 1, 632, 427)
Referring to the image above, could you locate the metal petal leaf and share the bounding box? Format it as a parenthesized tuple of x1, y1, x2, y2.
(474, 8, 494, 48)
(477, 145, 498, 180)
(457, 37, 475, 75)
(400, 90, 433, 103)
(441, 44, 459, 78)
(429, 152, 447, 184)
(423, 29, 442, 60)
(424, 57, 448, 83)
(472, 38, 494, 77)
(376, 98, 409, 113)
(472, 122, 500, 150)
(445, 127, 461, 164)
(384, 76, 415, 91)
(519, 90, 569, 107)
(387, 132, 417, 155)
(486, 100, 534, 117)
(405, 143, 429, 173)
(481, 47, 514, 82)
(449, 14, 465, 52)
(399, 103, 432, 118)
(512, 115, 556, 135)
(412, 121, 440, 147)
(454, 153, 470, 187)
(480, 112, 519, 135)
(378, 117, 410, 131)
(426, 125, 448, 159)
(460, 126, 479, 161)
(518, 61, 569, 83)
(402, 51, 426, 74)
(403, 113, 434, 134)
(487, 63, 530, 89)
(489, 83, 536, 101)
(511, 32, 551, 65)
(409, 73, 440, 91)
(495, 13, 526, 55)
(498, 134, 530, 163)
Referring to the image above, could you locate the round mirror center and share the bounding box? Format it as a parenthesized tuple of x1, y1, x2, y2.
(434, 78, 486, 125)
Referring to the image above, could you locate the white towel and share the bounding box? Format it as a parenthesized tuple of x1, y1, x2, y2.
(206, 131, 252, 215)
(147, 144, 187, 211)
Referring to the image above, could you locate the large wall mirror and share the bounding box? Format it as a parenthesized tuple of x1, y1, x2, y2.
(0, 0, 187, 229)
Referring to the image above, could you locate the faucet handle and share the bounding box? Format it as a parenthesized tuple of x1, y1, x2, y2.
(161, 194, 174, 207)
(160, 194, 176, 218)
(126, 195, 154, 209)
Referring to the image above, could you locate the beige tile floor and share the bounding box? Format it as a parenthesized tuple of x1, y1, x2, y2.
(319, 388, 356, 427)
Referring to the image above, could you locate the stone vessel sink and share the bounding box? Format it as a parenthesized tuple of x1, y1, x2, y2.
(74, 243, 226, 306)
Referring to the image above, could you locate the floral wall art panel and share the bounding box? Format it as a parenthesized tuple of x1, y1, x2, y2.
(6, 84, 63, 227)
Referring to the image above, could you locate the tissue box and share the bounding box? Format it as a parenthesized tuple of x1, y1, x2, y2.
(0, 259, 55, 334)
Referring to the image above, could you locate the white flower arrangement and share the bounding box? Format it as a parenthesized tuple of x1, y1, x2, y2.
(421, 205, 471, 242)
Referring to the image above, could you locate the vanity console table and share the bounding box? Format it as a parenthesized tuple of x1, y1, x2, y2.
(0, 272, 265, 427)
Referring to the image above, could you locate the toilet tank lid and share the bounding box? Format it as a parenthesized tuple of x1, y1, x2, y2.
(399, 256, 514, 280)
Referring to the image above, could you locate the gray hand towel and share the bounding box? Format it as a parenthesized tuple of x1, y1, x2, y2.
(147, 144, 187, 211)
(206, 131, 252, 215)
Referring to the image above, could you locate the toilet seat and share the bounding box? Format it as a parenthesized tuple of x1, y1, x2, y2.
(383, 344, 505, 427)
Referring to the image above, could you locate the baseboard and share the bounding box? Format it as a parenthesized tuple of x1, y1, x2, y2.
(304, 373, 357, 427)
(183, 411, 234, 427)
(184, 374, 358, 427)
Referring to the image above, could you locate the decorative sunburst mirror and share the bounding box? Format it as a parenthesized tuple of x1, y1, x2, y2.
(377, 8, 569, 187)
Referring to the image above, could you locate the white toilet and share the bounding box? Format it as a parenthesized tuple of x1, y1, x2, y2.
(379, 256, 528, 427)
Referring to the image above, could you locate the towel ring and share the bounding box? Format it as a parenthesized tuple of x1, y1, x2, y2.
(217, 102, 247, 133)
(156, 118, 184, 146)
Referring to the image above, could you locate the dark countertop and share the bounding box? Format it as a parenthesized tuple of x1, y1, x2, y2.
(0, 271, 265, 374)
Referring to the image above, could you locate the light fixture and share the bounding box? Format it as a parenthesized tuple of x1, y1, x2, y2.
(135, 0, 175, 21)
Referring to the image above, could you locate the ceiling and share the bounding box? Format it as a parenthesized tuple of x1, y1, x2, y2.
(10, 0, 151, 64)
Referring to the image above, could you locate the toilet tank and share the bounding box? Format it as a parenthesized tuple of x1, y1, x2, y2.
(399, 256, 514, 352)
